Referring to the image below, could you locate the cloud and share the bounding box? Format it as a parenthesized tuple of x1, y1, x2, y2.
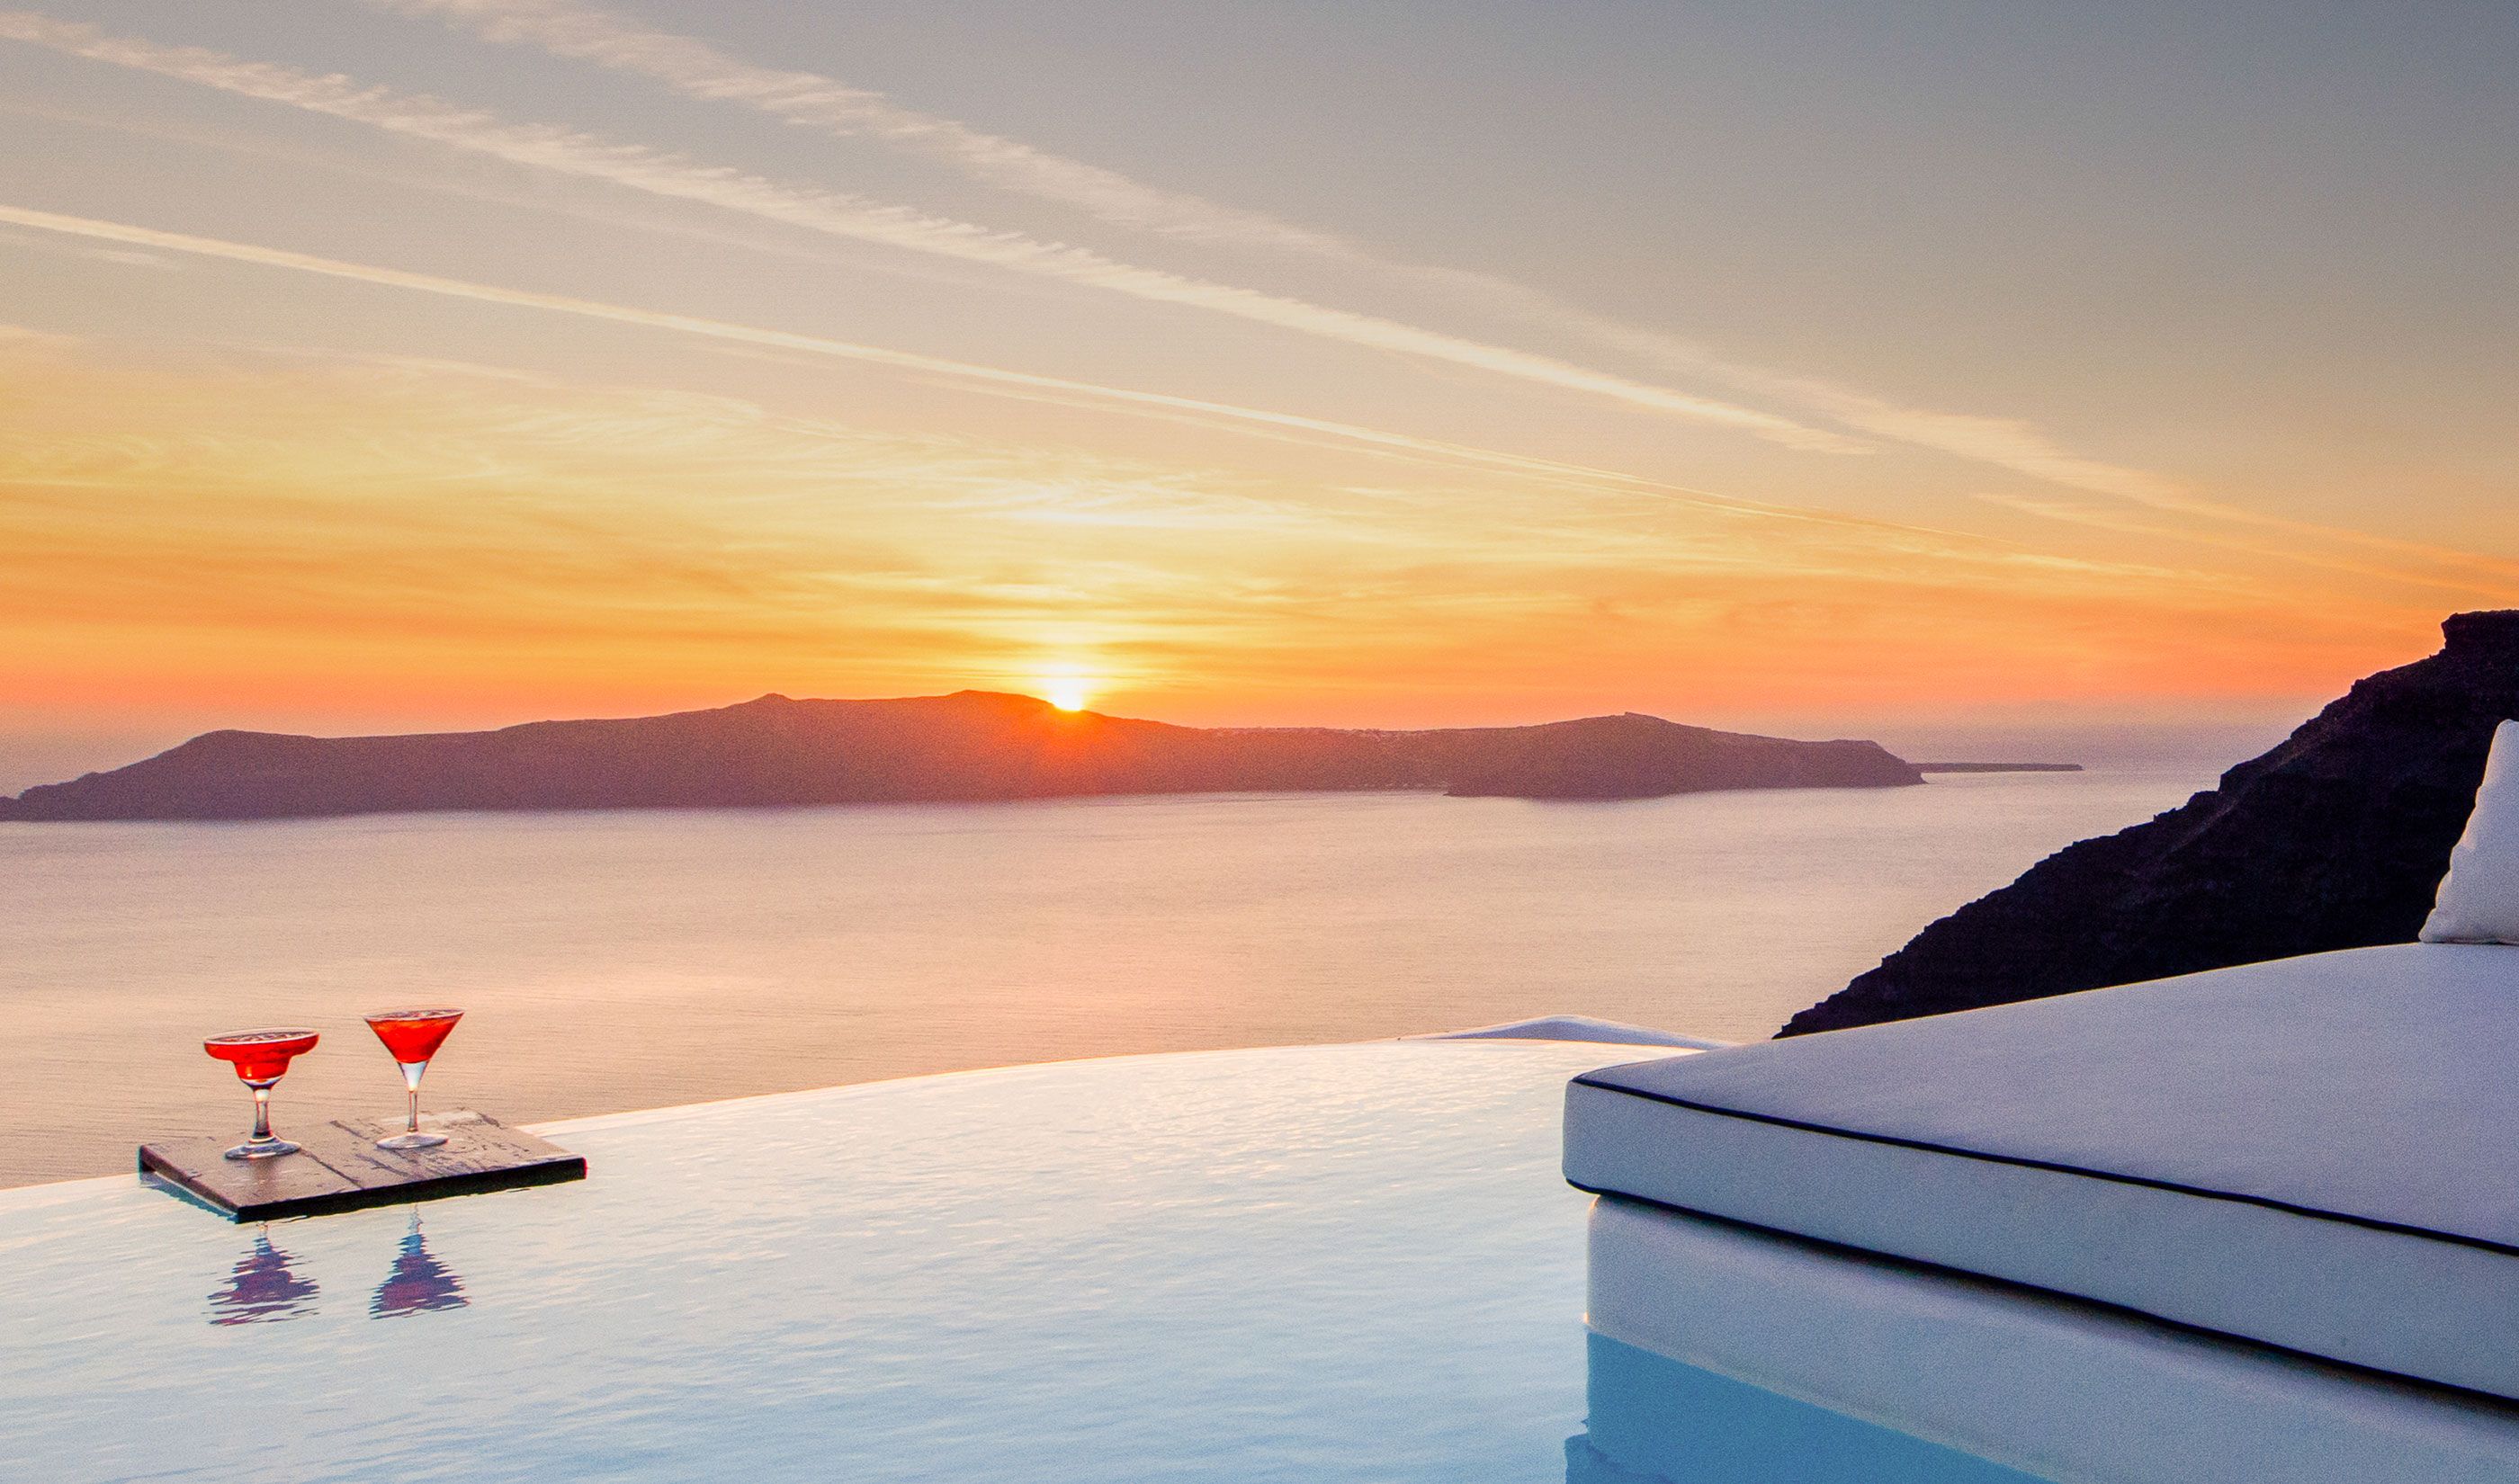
(365, 0, 1358, 255)
(13, 5, 2490, 614)
(1425, 268, 2519, 587)
(0, 201, 1708, 494)
(0, 279, 2209, 614)
(0, 342, 1332, 544)
(0, 11, 1855, 451)
(0, 330, 2431, 729)
(1973, 490, 2519, 601)
(4, 198, 2091, 593)
(345, 0, 2519, 598)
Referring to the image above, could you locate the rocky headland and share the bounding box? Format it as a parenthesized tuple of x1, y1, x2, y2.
(0, 692, 1923, 822)
(1782, 610, 2519, 1036)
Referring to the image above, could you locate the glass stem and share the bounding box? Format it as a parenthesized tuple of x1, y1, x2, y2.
(250, 1084, 273, 1142)
(400, 1060, 428, 1134)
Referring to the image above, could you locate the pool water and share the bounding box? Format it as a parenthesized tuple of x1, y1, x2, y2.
(2, 1041, 1626, 1482)
(1574, 1333, 2044, 1484)
(8, 1038, 2511, 1483)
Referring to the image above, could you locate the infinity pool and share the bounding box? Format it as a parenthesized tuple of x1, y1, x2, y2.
(1, 1041, 1631, 1482)
(10, 1038, 2515, 1483)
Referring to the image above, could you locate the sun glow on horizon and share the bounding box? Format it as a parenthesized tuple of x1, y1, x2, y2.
(1040, 675, 1098, 712)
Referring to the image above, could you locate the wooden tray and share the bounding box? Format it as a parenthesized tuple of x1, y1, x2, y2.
(139, 1109, 585, 1221)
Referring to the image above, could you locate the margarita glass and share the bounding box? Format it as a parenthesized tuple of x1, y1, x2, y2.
(363, 1008, 463, 1150)
(202, 1029, 319, 1159)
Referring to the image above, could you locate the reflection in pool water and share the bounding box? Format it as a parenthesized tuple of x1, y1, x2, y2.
(371, 1211, 467, 1319)
(205, 1230, 318, 1327)
(1568, 1331, 2045, 1484)
(202, 1209, 470, 1328)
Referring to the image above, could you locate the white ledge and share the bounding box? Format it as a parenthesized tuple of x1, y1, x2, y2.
(1409, 1015, 1727, 1049)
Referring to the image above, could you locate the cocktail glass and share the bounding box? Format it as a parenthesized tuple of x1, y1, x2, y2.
(363, 1008, 463, 1150)
(202, 1030, 320, 1160)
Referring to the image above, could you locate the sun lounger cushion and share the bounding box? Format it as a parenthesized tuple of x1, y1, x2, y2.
(1564, 943, 2519, 1401)
(2425, 719, 2519, 945)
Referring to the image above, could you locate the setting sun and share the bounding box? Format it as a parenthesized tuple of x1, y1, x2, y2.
(1041, 677, 1095, 712)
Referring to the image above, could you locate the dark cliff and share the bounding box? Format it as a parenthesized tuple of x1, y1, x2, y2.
(1781, 611, 2519, 1037)
(0, 692, 1921, 822)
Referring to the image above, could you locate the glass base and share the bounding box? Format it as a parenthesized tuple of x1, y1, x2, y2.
(224, 1138, 300, 1161)
(377, 1130, 447, 1150)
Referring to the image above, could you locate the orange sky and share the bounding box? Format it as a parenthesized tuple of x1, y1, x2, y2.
(2, 4, 2514, 781)
(0, 327, 2452, 733)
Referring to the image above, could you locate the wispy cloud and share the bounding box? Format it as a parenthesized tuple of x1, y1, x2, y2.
(1404, 247, 2519, 590)
(4, 201, 2195, 604)
(13, 12, 2487, 601)
(46, 3, 2474, 594)
(352, 0, 2519, 596)
(1974, 489, 2519, 601)
(363, 0, 1911, 433)
(0, 11, 1860, 451)
(9, 335, 2327, 705)
(364, 0, 1358, 255)
(0, 318, 2439, 737)
(0, 341, 1329, 544)
(5, 332, 2302, 731)
(0, 201, 1716, 492)
(1739, 370, 2514, 571)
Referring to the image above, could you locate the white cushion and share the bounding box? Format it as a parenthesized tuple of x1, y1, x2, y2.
(2423, 719, 2519, 944)
(1564, 943, 2519, 1401)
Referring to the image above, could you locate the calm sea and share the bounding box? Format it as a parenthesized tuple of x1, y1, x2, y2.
(0, 767, 2212, 1186)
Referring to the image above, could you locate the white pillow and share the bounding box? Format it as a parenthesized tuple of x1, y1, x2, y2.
(2421, 719, 2519, 944)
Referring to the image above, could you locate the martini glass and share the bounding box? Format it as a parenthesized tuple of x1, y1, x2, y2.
(202, 1030, 319, 1160)
(364, 1008, 463, 1150)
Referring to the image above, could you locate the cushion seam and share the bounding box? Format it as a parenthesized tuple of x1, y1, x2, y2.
(1568, 1075, 2519, 1259)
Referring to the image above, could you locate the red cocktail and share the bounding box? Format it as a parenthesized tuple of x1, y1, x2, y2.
(203, 1029, 319, 1160)
(363, 1008, 463, 1150)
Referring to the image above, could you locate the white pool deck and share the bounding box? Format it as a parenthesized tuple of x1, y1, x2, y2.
(4, 1036, 2516, 1482)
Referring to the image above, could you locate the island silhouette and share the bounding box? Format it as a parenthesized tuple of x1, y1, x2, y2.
(0, 691, 1931, 821)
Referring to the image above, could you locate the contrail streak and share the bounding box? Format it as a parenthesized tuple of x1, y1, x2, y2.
(0, 203, 2159, 586)
(0, 12, 1851, 451)
(0, 203, 1741, 495)
(365, 0, 1357, 255)
(359, 0, 2519, 586)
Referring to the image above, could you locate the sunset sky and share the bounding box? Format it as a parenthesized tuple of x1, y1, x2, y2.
(3, 1, 2515, 786)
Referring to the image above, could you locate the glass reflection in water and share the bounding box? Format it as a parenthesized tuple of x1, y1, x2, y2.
(205, 1229, 319, 1327)
(370, 1211, 467, 1319)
